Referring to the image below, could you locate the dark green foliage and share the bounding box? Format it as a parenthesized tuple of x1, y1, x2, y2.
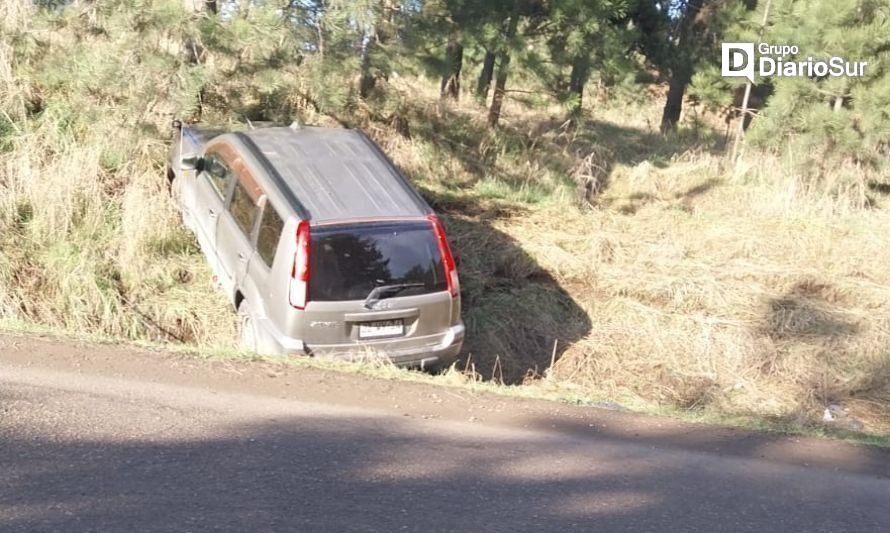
(689, 0, 890, 175)
(750, 0, 890, 169)
(10, 0, 885, 171)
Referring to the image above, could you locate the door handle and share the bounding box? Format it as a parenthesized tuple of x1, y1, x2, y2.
(208, 208, 217, 217)
(237, 252, 248, 262)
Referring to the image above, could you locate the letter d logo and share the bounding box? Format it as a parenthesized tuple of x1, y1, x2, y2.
(722, 43, 755, 84)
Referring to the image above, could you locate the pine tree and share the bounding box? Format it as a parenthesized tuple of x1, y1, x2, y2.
(546, 0, 633, 118)
(748, 0, 890, 168)
(657, 0, 749, 133)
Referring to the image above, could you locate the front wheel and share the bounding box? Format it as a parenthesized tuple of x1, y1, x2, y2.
(168, 169, 195, 231)
(166, 165, 176, 194)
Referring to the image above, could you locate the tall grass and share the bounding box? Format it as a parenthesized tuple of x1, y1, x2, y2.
(0, 0, 234, 343)
(377, 74, 890, 434)
(541, 163, 890, 433)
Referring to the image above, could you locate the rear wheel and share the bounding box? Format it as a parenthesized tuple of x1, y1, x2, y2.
(421, 359, 452, 375)
(237, 301, 258, 353)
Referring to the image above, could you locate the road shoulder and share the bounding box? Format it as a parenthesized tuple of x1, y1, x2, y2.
(2, 332, 888, 478)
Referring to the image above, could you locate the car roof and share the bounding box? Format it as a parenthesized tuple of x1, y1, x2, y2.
(233, 126, 432, 223)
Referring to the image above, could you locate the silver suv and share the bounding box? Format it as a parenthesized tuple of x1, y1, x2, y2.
(167, 122, 464, 369)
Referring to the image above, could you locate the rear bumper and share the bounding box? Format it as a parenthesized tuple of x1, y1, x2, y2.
(302, 323, 465, 369)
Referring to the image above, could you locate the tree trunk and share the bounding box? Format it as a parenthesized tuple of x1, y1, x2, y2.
(182, 0, 208, 61)
(730, 80, 753, 160)
(182, 0, 202, 12)
(359, 1, 396, 99)
(731, 0, 771, 158)
(833, 95, 844, 111)
(359, 31, 375, 98)
(476, 50, 496, 102)
(316, 22, 325, 58)
(567, 53, 591, 117)
(487, 55, 511, 128)
(660, 71, 690, 133)
(440, 32, 463, 100)
(487, 11, 520, 129)
(658, 0, 705, 134)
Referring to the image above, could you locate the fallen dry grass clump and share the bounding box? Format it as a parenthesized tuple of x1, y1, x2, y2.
(2, 0, 890, 438)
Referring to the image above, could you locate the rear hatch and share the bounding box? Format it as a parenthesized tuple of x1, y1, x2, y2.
(299, 219, 456, 350)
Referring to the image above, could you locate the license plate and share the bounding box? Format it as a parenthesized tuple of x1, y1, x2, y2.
(358, 320, 404, 339)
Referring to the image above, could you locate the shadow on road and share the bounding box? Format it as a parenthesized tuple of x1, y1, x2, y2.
(2, 407, 888, 532)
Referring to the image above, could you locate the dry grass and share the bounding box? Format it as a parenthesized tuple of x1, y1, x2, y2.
(374, 79, 890, 435)
(539, 161, 888, 433)
(542, 173, 890, 431)
(2, 0, 890, 438)
(0, 0, 234, 345)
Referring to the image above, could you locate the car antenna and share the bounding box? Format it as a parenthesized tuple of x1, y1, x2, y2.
(245, 116, 255, 130)
(289, 118, 303, 131)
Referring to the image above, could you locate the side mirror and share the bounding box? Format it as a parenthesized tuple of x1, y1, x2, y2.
(181, 154, 203, 172)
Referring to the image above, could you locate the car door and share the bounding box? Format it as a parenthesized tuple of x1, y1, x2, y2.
(192, 153, 233, 272)
(215, 163, 263, 298)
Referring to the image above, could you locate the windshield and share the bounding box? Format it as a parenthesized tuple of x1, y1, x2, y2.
(309, 221, 447, 302)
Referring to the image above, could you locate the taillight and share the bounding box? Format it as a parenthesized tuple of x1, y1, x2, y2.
(427, 215, 460, 298)
(289, 220, 310, 309)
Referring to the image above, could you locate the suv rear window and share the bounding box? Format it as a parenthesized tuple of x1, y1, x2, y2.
(309, 221, 447, 302)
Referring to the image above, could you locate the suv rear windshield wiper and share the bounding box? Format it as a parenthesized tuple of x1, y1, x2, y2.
(364, 283, 425, 309)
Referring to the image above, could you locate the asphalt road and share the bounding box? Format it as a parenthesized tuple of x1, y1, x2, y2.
(1, 335, 889, 532)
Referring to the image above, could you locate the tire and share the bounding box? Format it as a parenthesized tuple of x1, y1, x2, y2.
(422, 363, 445, 375)
(422, 359, 452, 375)
(237, 301, 259, 353)
(165, 165, 176, 194)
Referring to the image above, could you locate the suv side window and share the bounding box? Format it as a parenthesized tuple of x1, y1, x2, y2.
(229, 179, 261, 237)
(256, 204, 284, 267)
(203, 154, 233, 199)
